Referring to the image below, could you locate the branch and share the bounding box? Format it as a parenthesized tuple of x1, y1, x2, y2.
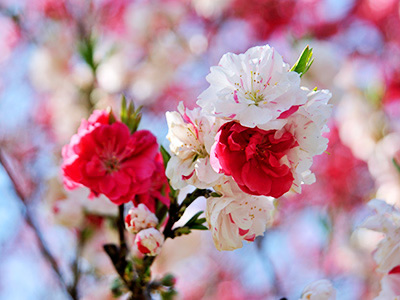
(0, 150, 75, 299)
(163, 189, 212, 239)
(67, 230, 85, 299)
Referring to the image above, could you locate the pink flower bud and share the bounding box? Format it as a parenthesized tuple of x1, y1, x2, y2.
(135, 228, 164, 256)
(125, 204, 158, 234)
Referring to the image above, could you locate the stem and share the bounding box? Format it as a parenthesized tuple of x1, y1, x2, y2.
(104, 204, 137, 295)
(118, 204, 127, 257)
(0, 150, 75, 299)
(68, 230, 85, 299)
(163, 188, 212, 239)
(106, 190, 212, 298)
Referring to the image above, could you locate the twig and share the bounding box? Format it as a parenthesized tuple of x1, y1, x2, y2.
(163, 188, 212, 239)
(0, 149, 75, 299)
(68, 230, 85, 299)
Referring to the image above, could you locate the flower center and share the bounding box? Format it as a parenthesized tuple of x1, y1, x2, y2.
(248, 91, 265, 104)
(233, 71, 271, 106)
(104, 156, 120, 173)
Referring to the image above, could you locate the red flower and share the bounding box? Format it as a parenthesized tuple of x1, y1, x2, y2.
(62, 110, 158, 205)
(211, 121, 297, 198)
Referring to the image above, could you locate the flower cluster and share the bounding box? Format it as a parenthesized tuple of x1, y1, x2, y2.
(125, 204, 164, 256)
(62, 108, 169, 257)
(166, 44, 332, 250)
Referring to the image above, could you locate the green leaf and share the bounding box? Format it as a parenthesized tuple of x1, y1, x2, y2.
(174, 226, 191, 236)
(190, 224, 208, 230)
(195, 218, 206, 224)
(77, 35, 99, 73)
(160, 145, 171, 169)
(290, 45, 314, 77)
(127, 101, 134, 120)
(110, 277, 125, 297)
(119, 96, 143, 133)
(185, 211, 204, 226)
(120, 95, 127, 124)
(107, 107, 116, 124)
(124, 260, 133, 275)
(393, 158, 400, 174)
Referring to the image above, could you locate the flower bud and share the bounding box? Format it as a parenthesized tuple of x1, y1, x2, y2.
(161, 273, 176, 287)
(135, 228, 164, 256)
(125, 204, 158, 234)
(300, 279, 336, 300)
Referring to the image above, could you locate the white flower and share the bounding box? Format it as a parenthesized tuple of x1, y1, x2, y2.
(135, 228, 164, 256)
(206, 178, 275, 251)
(125, 204, 158, 234)
(284, 88, 332, 193)
(359, 199, 400, 273)
(197, 44, 308, 130)
(166, 102, 223, 189)
(300, 279, 336, 300)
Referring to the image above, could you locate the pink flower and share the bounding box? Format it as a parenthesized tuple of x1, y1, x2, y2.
(62, 110, 158, 205)
(211, 121, 297, 198)
(135, 228, 164, 256)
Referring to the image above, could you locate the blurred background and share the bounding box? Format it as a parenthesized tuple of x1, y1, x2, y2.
(0, 0, 400, 299)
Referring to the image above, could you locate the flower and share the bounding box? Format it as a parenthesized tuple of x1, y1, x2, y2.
(283, 89, 332, 194)
(166, 102, 223, 189)
(133, 153, 170, 212)
(135, 228, 164, 256)
(300, 279, 337, 300)
(197, 44, 308, 130)
(359, 199, 400, 273)
(210, 89, 331, 197)
(210, 121, 297, 197)
(206, 178, 275, 251)
(125, 204, 159, 234)
(62, 110, 159, 205)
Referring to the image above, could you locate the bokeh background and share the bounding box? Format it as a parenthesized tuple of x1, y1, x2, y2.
(1, 0, 400, 299)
